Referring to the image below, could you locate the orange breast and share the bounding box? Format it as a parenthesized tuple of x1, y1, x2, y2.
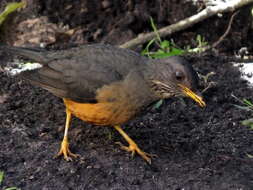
(63, 99, 135, 126)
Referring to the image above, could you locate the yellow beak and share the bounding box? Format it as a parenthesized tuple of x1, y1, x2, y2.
(178, 84, 206, 107)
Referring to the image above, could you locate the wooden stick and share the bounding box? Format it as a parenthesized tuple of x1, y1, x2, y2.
(119, 0, 253, 49)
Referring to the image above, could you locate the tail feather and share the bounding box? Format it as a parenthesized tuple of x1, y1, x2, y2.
(20, 69, 68, 98)
(0, 45, 49, 64)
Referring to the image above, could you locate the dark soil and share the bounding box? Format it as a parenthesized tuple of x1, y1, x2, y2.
(0, 1, 253, 190)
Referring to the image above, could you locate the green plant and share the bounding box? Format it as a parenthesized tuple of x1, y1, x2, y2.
(0, 1, 25, 26)
(142, 18, 210, 59)
(5, 187, 21, 190)
(0, 171, 21, 190)
(196, 34, 208, 48)
(232, 94, 253, 130)
(232, 95, 253, 159)
(188, 34, 209, 53)
(141, 17, 185, 58)
(0, 171, 4, 185)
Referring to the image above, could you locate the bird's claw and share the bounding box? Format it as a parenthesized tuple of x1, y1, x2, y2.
(115, 142, 156, 164)
(54, 138, 79, 161)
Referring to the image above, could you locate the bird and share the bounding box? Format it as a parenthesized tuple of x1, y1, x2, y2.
(0, 44, 205, 164)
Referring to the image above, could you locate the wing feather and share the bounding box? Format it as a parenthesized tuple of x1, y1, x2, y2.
(2, 44, 147, 103)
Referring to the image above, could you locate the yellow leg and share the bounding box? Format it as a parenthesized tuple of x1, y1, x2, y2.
(55, 109, 78, 161)
(114, 125, 152, 164)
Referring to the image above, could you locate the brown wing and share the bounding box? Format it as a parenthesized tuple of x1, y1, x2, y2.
(20, 57, 124, 103)
(1, 44, 147, 103)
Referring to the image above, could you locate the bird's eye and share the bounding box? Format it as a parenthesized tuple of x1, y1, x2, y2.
(175, 71, 184, 81)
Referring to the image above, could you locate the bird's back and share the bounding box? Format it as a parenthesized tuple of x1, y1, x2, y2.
(0, 44, 148, 103)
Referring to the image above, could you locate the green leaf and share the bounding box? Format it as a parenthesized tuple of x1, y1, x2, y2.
(170, 47, 185, 55)
(5, 187, 21, 190)
(243, 98, 253, 107)
(196, 34, 201, 42)
(151, 52, 168, 59)
(0, 171, 4, 185)
(152, 99, 163, 110)
(0, 2, 25, 26)
(160, 40, 170, 49)
(195, 34, 208, 49)
(247, 153, 253, 158)
(233, 104, 252, 111)
(241, 119, 253, 129)
(143, 18, 185, 59)
(153, 48, 184, 58)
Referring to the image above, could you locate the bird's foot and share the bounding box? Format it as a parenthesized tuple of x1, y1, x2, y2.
(116, 142, 155, 164)
(55, 138, 79, 161)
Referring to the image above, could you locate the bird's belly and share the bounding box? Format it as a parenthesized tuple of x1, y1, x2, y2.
(63, 99, 134, 126)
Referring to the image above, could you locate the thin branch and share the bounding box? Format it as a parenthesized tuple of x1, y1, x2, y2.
(196, 10, 240, 52)
(119, 0, 253, 49)
(212, 11, 239, 48)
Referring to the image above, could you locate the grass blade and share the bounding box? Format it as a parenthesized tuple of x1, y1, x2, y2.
(0, 2, 25, 26)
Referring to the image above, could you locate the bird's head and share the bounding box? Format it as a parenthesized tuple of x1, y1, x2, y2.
(145, 56, 206, 107)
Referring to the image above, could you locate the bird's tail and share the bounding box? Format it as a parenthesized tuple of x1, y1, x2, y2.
(0, 45, 48, 63)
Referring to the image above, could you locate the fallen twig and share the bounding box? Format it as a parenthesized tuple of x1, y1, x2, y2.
(211, 11, 239, 48)
(194, 10, 240, 52)
(120, 0, 253, 49)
